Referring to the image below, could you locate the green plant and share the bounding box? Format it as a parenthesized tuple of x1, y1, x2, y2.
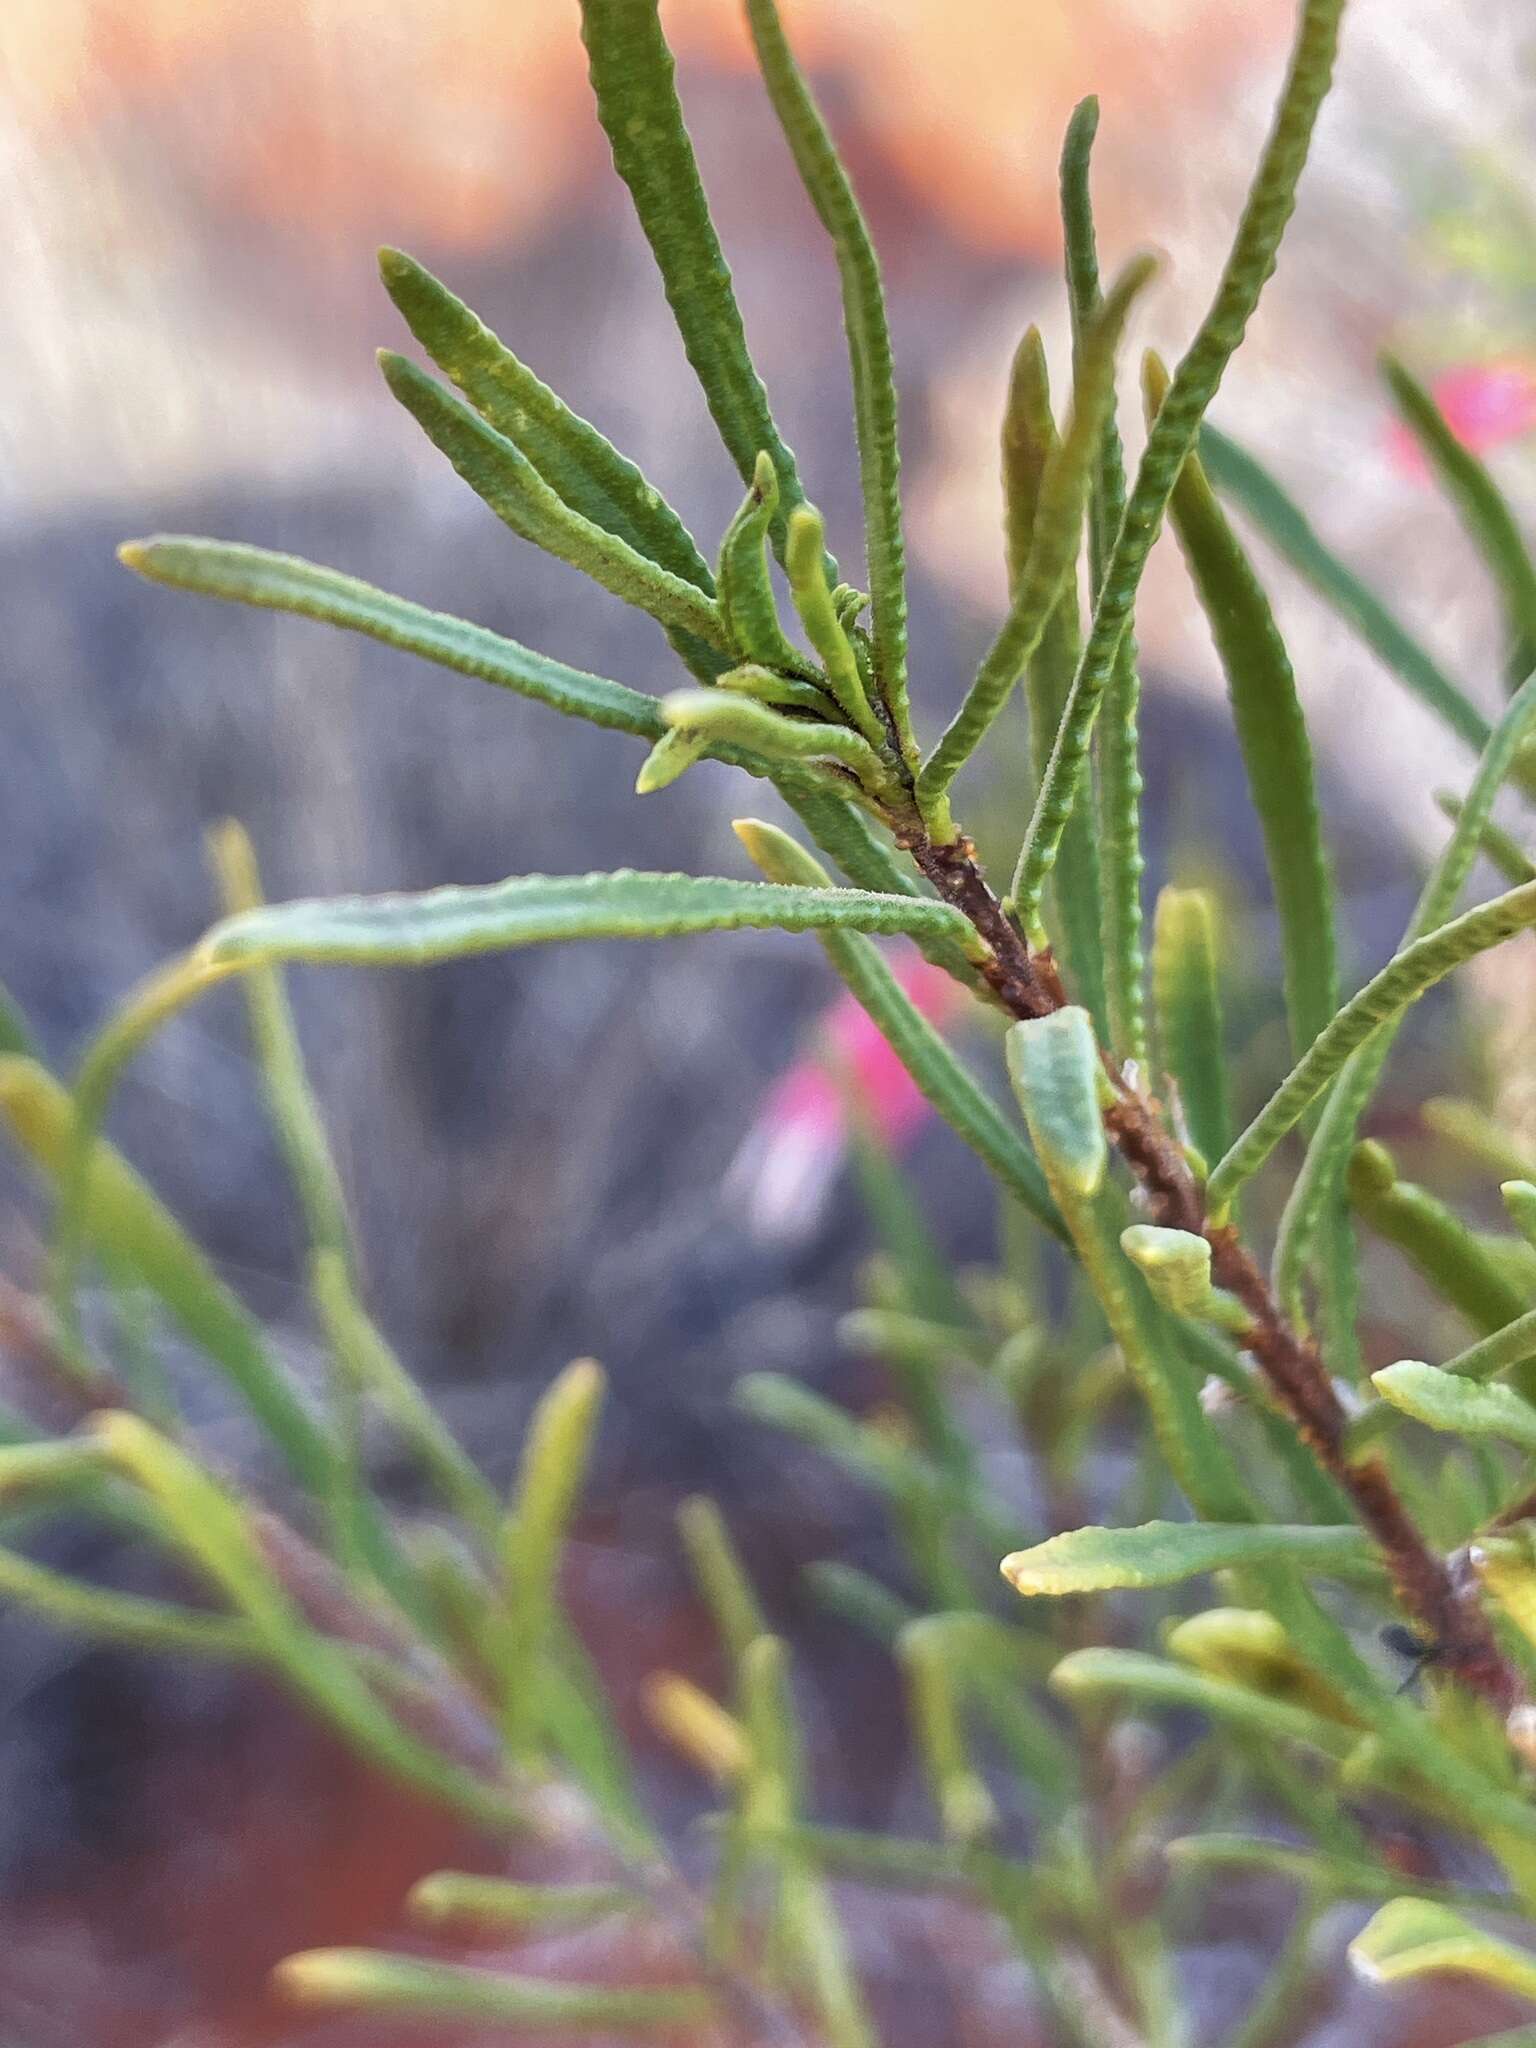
(8, 0, 1536, 2036)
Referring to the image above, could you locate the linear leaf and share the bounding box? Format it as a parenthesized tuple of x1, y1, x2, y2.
(785, 506, 887, 746)
(501, 1360, 605, 1759)
(378, 247, 723, 682)
(1061, 99, 1148, 1062)
(922, 254, 1158, 825)
(576, 0, 818, 563)
(379, 352, 727, 649)
(198, 869, 984, 972)
(733, 821, 1061, 1235)
(744, 0, 912, 752)
(1371, 1360, 1536, 1452)
(1384, 355, 1536, 690)
(408, 1873, 635, 1931)
(1273, 669, 1536, 1299)
(1350, 1900, 1536, 2000)
(1435, 793, 1536, 886)
(1198, 423, 1492, 753)
(1006, 1014, 1253, 1519)
(1015, 0, 1350, 907)
(0, 1057, 330, 1492)
(1151, 356, 1338, 1058)
(1000, 330, 1108, 1035)
(1050, 1647, 1358, 1756)
(1151, 888, 1231, 1168)
(276, 1949, 711, 2028)
(119, 539, 667, 739)
(1003, 1010, 1106, 1199)
(1207, 875, 1536, 1212)
(1002, 1519, 1370, 1597)
(1166, 1833, 1511, 1909)
(94, 1413, 518, 1829)
(716, 455, 816, 675)
(660, 688, 890, 791)
(1347, 1141, 1530, 1336)
(378, 248, 712, 594)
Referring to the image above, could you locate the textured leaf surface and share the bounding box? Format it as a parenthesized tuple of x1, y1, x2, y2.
(1002, 1519, 1369, 1597)
(1370, 1360, 1536, 1452)
(199, 870, 983, 970)
(120, 540, 666, 738)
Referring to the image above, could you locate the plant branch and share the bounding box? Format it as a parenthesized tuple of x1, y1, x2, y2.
(889, 799, 1522, 1716)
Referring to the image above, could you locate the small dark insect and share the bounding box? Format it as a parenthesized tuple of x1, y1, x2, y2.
(1381, 1623, 1448, 1693)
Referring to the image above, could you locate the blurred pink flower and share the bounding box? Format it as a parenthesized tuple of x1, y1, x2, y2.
(728, 955, 967, 1242)
(1387, 358, 1536, 478)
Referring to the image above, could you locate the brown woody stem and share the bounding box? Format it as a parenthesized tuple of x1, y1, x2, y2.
(894, 806, 1520, 1713)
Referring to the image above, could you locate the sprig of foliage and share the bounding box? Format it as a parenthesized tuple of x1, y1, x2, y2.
(12, 0, 1536, 2035)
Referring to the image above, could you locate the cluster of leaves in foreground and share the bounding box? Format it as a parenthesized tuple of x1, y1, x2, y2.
(9, 0, 1536, 2037)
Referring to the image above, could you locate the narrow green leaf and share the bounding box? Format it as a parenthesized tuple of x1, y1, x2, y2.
(660, 687, 890, 792)
(1120, 1224, 1244, 1328)
(1000, 329, 1108, 1035)
(94, 1413, 518, 1829)
(899, 1618, 996, 1844)
(734, 820, 1061, 1235)
(379, 352, 727, 650)
(576, 0, 818, 563)
(276, 1949, 710, 2028)
(1370, 1360, 1536, 1452)
(1207, 875, 1536, 1214)
(1435, 794, 1536, 886)
(1151, 888, 1231, 1167)
(1198, 423, 1493, 755)
(1001, 1519, 1370, 1597)
(311, 1250, 500, 1546)
(1149, 353, 1338, 1059)
(1166, 1833, 1511, 1909)
(0, 1542, 260, 1661)
(744, 0, 913, 754)
(0, 1057, 330, 1493)
(197, 869, 985, 972)
(634, 726, 710, 795)
(1003, 1009, 1106, 1199)
(677, 1496, 769, 1671)
(923, 254, 1158, 827)
(501, 1359, 605, 1758)
(1006, 1014, 1253, 1520)
(1013, 0, 1349, 910)
(407, 1873, 635, 1932)
(1505, 1183, 1536, 1252)
(209, 823, 353, 1271)
(378, 248, 712, 596)
(1384, 355, 1536, 690)
(1274, 669, 1536, 1298)
(1347, 1141, 1530, 1335)
(717, 661, 836, 715)
(716, 455, 815, 675)
(1350, 1899, 1536, 2000)
(119, 539, 668, 739)
(1061, 98, 1148, 1063)
(1050, 1647, 1357, 1756)
(784, 506, 887, 747)
(1165, 1607, 1364, 1719)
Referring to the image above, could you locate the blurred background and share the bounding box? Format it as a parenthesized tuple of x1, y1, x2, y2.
(2, 0, 1535, 2041)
